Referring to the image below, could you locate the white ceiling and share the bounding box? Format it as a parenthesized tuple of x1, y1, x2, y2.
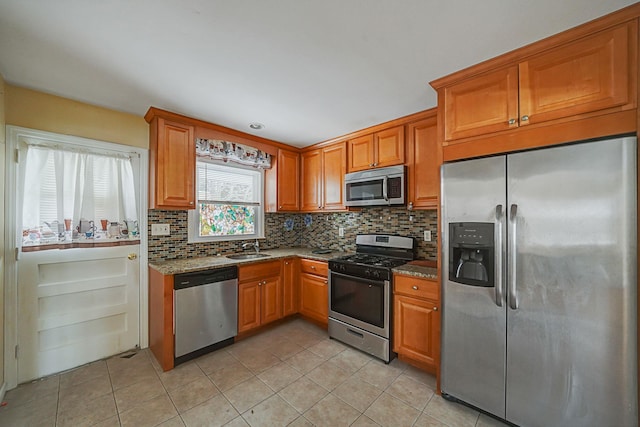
(0, 1, 636, 147)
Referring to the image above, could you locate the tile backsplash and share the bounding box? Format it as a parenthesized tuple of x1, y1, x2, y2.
(148, 208, 438, 264)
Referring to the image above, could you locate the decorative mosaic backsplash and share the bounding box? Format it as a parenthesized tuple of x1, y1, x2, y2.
(148, 208, 438, 263)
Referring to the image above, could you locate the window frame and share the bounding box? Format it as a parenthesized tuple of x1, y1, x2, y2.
(187, 159, 265, 243)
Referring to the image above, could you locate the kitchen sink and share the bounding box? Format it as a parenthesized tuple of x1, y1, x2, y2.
(227, 253, 271, 260)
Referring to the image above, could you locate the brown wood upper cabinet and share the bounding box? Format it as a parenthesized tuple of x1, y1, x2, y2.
(348, 125, 405, 172)
(148, 117, 195, 209)
(406, 112, 439, 210)
(266, 149, 300, 212)
(301, 142, 346, 212)
(441, 21, 637, 143)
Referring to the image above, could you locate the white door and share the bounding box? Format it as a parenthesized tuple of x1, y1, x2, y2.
(17, 246, 140, 382)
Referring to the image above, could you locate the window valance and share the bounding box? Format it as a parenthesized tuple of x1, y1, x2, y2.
(196, 138, 272, 169)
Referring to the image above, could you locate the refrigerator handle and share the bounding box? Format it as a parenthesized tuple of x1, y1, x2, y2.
(508, 204, 519, 310)
(494, 204, 504, 307)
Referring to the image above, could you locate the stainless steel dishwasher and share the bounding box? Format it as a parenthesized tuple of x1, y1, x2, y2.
(174, 266, 238, 365)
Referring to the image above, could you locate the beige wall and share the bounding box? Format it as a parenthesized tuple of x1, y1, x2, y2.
(0, 74, 6, 389)
(5, 85, 148, 149)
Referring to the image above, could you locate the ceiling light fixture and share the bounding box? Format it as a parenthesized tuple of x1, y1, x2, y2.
(249, 122, 265, 130)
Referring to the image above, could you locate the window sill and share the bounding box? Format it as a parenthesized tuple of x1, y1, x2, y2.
(22, 237, 140, 252)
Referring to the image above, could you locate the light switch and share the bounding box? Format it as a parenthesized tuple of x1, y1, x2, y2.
(151, 224, 170, 236)
(339, 227, 345, 237)
(424, 230, 431, 242)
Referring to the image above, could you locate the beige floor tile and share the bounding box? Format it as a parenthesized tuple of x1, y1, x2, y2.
(0, 391, 57, 427)
(265, 339, 305, 360)
(278, 376, 328, 413)
(303, 394, 361, 427)
(241, 394, 299, 427)
(223, 377, 274, 413)
(224, 415, 250, 426)
(352, 414, 381, 426)
(119, 393, 178, 427)
(403, 365, 437, 388)
(2, 375, 59, 408)
(306, 338, 347, 359)
(159, 361, 207, 391)
(328, 347, 371, 373)
(423, 394, 479, 427)
(92, 415, 123, 427)
(236, 350, 281, 374)
(114, 375, 166, 413)
(364, 392, 420, 427)
(181, 394, 239, 427)
(476, 413, 511, 427)
(109, 363, 159, 390)
(332, 376, 383, 412)
(208, 361, 254, 391)
(157, 415, 187, 427)
(285, 349, 325, 374)
(285, 329, 324, 348)
(168, 376, 220, 413)
(355, 360, 403, 390)
(385, 374, 434, 410)
(195, 349, 236, 375)
(57, 393, 118, 427)
(306, 360, 350, 391)
(57, 374, 113, 413)
(257, 362, 302, 391)
(106, 349, 153, 374)
(287, 416, 314, 426)
(59, 360, 109, 389)
(413, 413, 447, 427)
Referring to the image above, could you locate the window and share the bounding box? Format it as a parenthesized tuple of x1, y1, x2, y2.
(188, 160, 264, 242)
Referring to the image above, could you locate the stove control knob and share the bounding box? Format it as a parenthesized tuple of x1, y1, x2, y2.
(340, 264, 346, 272)
(372, 270, 380, 278)
(364, 269, 371, 277)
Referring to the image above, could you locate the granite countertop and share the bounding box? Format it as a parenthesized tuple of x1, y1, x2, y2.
(393, 260, 439, 280)
(149, 247, 348, 275)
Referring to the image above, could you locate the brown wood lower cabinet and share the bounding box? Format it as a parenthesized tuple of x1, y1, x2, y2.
(282, 258, 299, 316)
(299, 259, 329, 325)
(393, 274, 440, 372)
(238, 260, 282, 333)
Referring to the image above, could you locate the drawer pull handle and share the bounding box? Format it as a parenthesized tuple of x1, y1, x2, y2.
(433, 307, 438, 311)
(311, 266, 315, 269)
(412, 285, 419, 290)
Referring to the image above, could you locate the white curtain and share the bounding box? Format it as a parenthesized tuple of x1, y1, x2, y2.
(22, 144, 137, 231)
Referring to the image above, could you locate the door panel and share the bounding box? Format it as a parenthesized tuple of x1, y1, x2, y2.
(505, 137, 637, 426)
(18, 246, 139, 382)
(261, 276, 282, 325)
(441, 156, 507, 418)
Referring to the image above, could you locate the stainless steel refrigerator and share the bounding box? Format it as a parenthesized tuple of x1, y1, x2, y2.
(441, 136, 638, 426)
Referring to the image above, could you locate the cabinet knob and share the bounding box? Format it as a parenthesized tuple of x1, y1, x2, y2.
(373, 162, 378, 167)
(521, 115, 529, 122)
(279, 205, 283, 209)
(433, 306, 438, 311)
(412, 285, 418, 290)
(324, 280, 328, 284)
(508, 118, 516, 125)
(407, 201, 413, 211)
(369, 163, 374, 167)
(189, 201, 194, 205)
(311, 265, 316, 269)
(285, 261, 289, 265)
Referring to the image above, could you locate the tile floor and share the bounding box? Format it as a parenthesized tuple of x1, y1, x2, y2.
(0, 318, 509, 427)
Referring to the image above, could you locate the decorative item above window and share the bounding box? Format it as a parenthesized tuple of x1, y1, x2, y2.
(196, 138, 272, 169)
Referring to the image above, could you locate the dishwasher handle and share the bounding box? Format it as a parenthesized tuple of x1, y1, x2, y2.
(174, 266, 238, 289)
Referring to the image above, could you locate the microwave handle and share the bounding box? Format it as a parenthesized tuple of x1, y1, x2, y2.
(383, 176, 388, 201)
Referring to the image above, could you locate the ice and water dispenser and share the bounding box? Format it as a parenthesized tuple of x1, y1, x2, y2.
(449, 222, 495, 287)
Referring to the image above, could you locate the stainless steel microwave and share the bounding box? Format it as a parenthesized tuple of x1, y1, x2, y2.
(344, 165, 405, 207)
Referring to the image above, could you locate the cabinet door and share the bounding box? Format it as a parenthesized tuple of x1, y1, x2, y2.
(348, 134, 374, 172)
(238, 281, 261, 333)
(282, 258, 299, 316)
(393, 295, 439, 369)
(301, 149, 322, 211)
(443, 66, 519, 141)
(322, 142, 346, 211)
(519, 21, 635, 126)
(277, 149, 300, 211)
(299, 273, 328, 324)
(154, 118, 195, 208)
(260, 276, 282, 325)
(407, 116, 439, 209)
(374, 125, 405, 168)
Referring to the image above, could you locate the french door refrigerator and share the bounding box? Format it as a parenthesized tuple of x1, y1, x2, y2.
(441, 136, 638, 426)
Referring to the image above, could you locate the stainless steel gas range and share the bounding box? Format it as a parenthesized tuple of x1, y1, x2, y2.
(328, 234, 415, 362)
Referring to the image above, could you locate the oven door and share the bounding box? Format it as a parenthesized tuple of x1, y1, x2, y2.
(329, 271, 390, 338)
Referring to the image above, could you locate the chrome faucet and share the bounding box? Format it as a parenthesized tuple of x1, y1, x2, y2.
(242, 239, 260, 253)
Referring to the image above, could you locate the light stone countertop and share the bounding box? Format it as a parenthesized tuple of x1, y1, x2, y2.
(392, 264, 438, 280)
(149, 247, 349, 275)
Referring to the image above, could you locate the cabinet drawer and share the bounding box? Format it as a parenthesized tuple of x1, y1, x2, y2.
(300, 259, 328, 276)
(239, 260, 281, 282)
(394, 275, 438, 300)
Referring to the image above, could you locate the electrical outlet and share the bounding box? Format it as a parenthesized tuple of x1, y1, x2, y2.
(423, 230, 432, 242)
(339, 227, 345, 237)
(151, 224, 170, 236)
